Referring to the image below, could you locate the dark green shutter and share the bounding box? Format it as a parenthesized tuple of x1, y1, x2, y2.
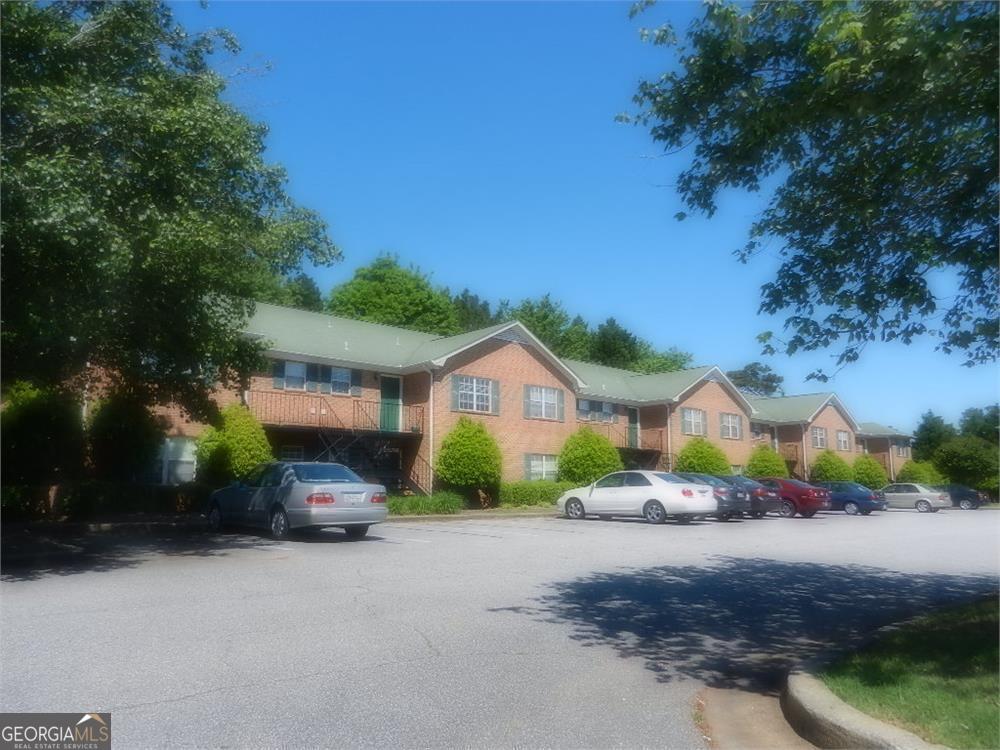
(271, 360, 285, 390)
(451, 375, 460, 411)
(319, 365, 332, 394)
(523, 385, 531, 419)
(491, 380, 500, 415)
(350, 369, 362, 397)
(306, 363, 319, 392)
(557, 390, 565, 422)
(611, 404, 619, 424)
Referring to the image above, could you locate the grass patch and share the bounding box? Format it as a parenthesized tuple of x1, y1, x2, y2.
(821, 596, 999, 749)
(387, 492, 464, 516)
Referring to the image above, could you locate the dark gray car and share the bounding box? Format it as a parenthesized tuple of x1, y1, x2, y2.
(208, 462, 388, 539)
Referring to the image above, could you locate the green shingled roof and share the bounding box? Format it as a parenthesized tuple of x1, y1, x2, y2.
(857, 421, 911, 438)
(562, 359, 723, 404)
(747, 393, 836, 423)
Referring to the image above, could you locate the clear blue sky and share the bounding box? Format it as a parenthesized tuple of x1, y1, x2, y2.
(173, 1, 997, 432)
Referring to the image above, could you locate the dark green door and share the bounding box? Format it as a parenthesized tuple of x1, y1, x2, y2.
(380, 376, 402, 431)
(627, 407, 639, 449)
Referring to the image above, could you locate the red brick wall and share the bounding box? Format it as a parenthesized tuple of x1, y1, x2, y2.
(669, 380, 754, 470)
(804, 404, 857, 470)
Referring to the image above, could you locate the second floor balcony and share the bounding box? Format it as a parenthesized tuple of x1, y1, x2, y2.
(246, 389, 424, 435)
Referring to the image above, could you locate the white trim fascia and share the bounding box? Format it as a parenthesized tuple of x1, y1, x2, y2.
(806, 394, 860, 431)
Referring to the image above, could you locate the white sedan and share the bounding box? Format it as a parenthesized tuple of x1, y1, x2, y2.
(556, 470, 717, 524)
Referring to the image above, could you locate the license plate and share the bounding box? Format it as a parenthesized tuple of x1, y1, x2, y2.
(342, 492, 365, 506)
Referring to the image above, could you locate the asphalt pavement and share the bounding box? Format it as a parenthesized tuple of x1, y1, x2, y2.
(1, 509, 997, 748)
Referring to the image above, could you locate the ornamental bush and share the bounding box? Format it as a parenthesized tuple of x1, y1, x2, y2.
(674, 437, 730, 475)
(1, 380, 84, 483)
(933, 436, 997, 488)
(435, 417, 502, 498)
(745, 445, 789, 478)
(895, 459, 947, 485)
(809, 450, 853, 482)
(853, 454, 889, 489)
(557, 428, 623, 484)
(195, 404, 273, 485)
(88, 394, 166, 481)
(499, 480, 575, 507)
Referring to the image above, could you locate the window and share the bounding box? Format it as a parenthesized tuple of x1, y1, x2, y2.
(280, 445, 304, 461)
(330, 367, 352, 394)
(730, 465, 744, 475)
(292, 464, 363, 483)
(681, 408, 706, 436)
(457, 375, 493, 413)
(526, 385, 559, 420)
(576, 399, 616, 423)
(525, 454, 558, 481)
(284, 361, 306, 390)
(594, 473, 624, 488)
(895, 442, 908, 457)
(720, 413, 742, 440)
(811, 426, 827, 448)
(624, 472, 652, 487)
(836, 430, 850, 451)
(751, 422, 767, 440)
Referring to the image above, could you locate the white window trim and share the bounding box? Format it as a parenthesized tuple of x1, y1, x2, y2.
(527, 453, 558, 481)
(811, 426, 827, 449)
(284, 361, 306, 391)
(836, 430, 850, 451)
(458, 375, 493, 414)
(720, 412, 742, 440)
(527, 385, 559, 421)
(681, 407, 707, 436)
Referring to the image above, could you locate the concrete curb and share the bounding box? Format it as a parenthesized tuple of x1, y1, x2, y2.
(387, 510, 559, 523)
(781, 620, 951, 750)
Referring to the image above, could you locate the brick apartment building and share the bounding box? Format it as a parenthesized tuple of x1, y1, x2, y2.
(154, 303, 911, 490)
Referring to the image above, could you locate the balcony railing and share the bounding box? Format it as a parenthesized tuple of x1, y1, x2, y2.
(246, 390, 423, 434)
(584, 422, 663, 452)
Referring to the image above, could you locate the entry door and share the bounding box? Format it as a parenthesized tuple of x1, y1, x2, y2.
(627, 407, 639, 449)
(380, 375, 402, 432)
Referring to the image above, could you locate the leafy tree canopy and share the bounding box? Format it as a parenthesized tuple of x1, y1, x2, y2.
(896, 459, 947, 486)
(327, 255, 460, 335)
(590, 318, 642, 370)
(912, 410, 958, 462)
(255, 272, 325, 312)
(933, 436, 997, 489)
(509, 295, 570, 353)
(631, 1, 998, 377)
(633, 341, 693, 374)
(2, 1, 338, 417)
(559, 315, 593, 361)
(451, 288, 497, 332)
(88, 394, 166, 481)
(727, 362, 784, 397)
(959, 405, 999, 445)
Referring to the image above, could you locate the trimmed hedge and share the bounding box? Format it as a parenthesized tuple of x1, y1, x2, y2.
(387, 491, 465, 516)
(1, 482, 212, 522)
(88, 394, 166, 481)
(499, 480, 575, 507)
(436, 417, 502, 497)
(809, 450, 853, 482)
(675, 437, 730, 475)
(1, 381, 84, 484)
(853, 454, 889, 489)
(746, 445, 789, 478)
(195, 404, 273, 484)
(558, 428, 623, 484)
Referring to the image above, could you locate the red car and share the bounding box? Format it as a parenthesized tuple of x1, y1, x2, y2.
(755, 478, 831, 518)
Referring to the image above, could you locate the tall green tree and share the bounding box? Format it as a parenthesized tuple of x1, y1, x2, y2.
(2, 2, 338, 417)
(633, 341, 692, 374)
(559, 315, 593, 360)
(510, 295, 571, 353)
(327, 256, 460, 335)
(452, 289, 496, 331)
(589, 318, 641, 370)
(283, 273, 325, 312)
(631, 1, 998, 377)
(912, 410, 958, 462)
(958, 405, 999, 445)
(726, 362, 784, 396)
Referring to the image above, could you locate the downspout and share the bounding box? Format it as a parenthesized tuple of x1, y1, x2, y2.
(800, 423, 809, 479)
(425, 367, 435, 491)
(664, 402, 673, 470)
(888, 439, 895, 481)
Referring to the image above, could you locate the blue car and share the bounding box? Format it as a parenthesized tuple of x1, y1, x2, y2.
(812, 481, 887, 515)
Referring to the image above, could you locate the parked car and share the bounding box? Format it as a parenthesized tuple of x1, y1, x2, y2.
(880, 483, 950, 513)
(208, 461, 388, 539)
(754, 478, 831, 518)
(811, 481, 887, 515)
(556, 470, 717, 524)
(674, 472, 750, 521)
(717, 475, 782, 518)
(932, 484, 986, 510)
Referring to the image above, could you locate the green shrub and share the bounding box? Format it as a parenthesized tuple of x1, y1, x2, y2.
(675, 437, 730, 475)
(933, 436, 997, 488)
(558, 428, 623, 484)
(435, 417, 502, 497)
(853, 454, 889, 489)
(1, 380, 84, 483)
(745, 444, 789, 478)
(387, 491, 465, 516)
(499, 480, 574, 507)
(195, 404, 273, 485)
(896, 459, 947, 485)
(88, 394, 166, 481)
(809, 450, 854, 482)
(0, 482, 213, 522)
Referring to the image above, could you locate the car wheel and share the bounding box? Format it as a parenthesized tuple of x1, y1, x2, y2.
(643, 500, 666, 525)
(270, 507, 290, 539)
(860, 509, 872, 516)
(345, 525, 369, 540)
(844, 501, 860, 516)
(778, 500, 796, 518)
(716, 513, 731, 522)
(916, 499, 931, 513)
(930, 507, 940, 513)
(675, 515, 692, 524)
(959, 499, 974, 510)
(751, 510, 765, 519)
(565, 498, 585, 520)
(799, 510, 817, 518)
(207, 502, 223, 532)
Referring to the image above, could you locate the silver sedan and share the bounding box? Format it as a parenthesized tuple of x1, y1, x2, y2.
(207, 462, 388, 539)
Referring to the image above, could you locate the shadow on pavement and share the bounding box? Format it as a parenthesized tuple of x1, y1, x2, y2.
(1, 526, 382, 582)
(490, 557, 998, 694)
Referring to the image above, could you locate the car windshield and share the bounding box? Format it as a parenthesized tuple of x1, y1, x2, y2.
(654, 472, 688, 484)
(292, 463, 363, 483)
(683, 473, 726, 487)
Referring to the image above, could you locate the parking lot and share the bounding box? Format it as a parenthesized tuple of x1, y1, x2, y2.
(2, 510, 998, 748)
